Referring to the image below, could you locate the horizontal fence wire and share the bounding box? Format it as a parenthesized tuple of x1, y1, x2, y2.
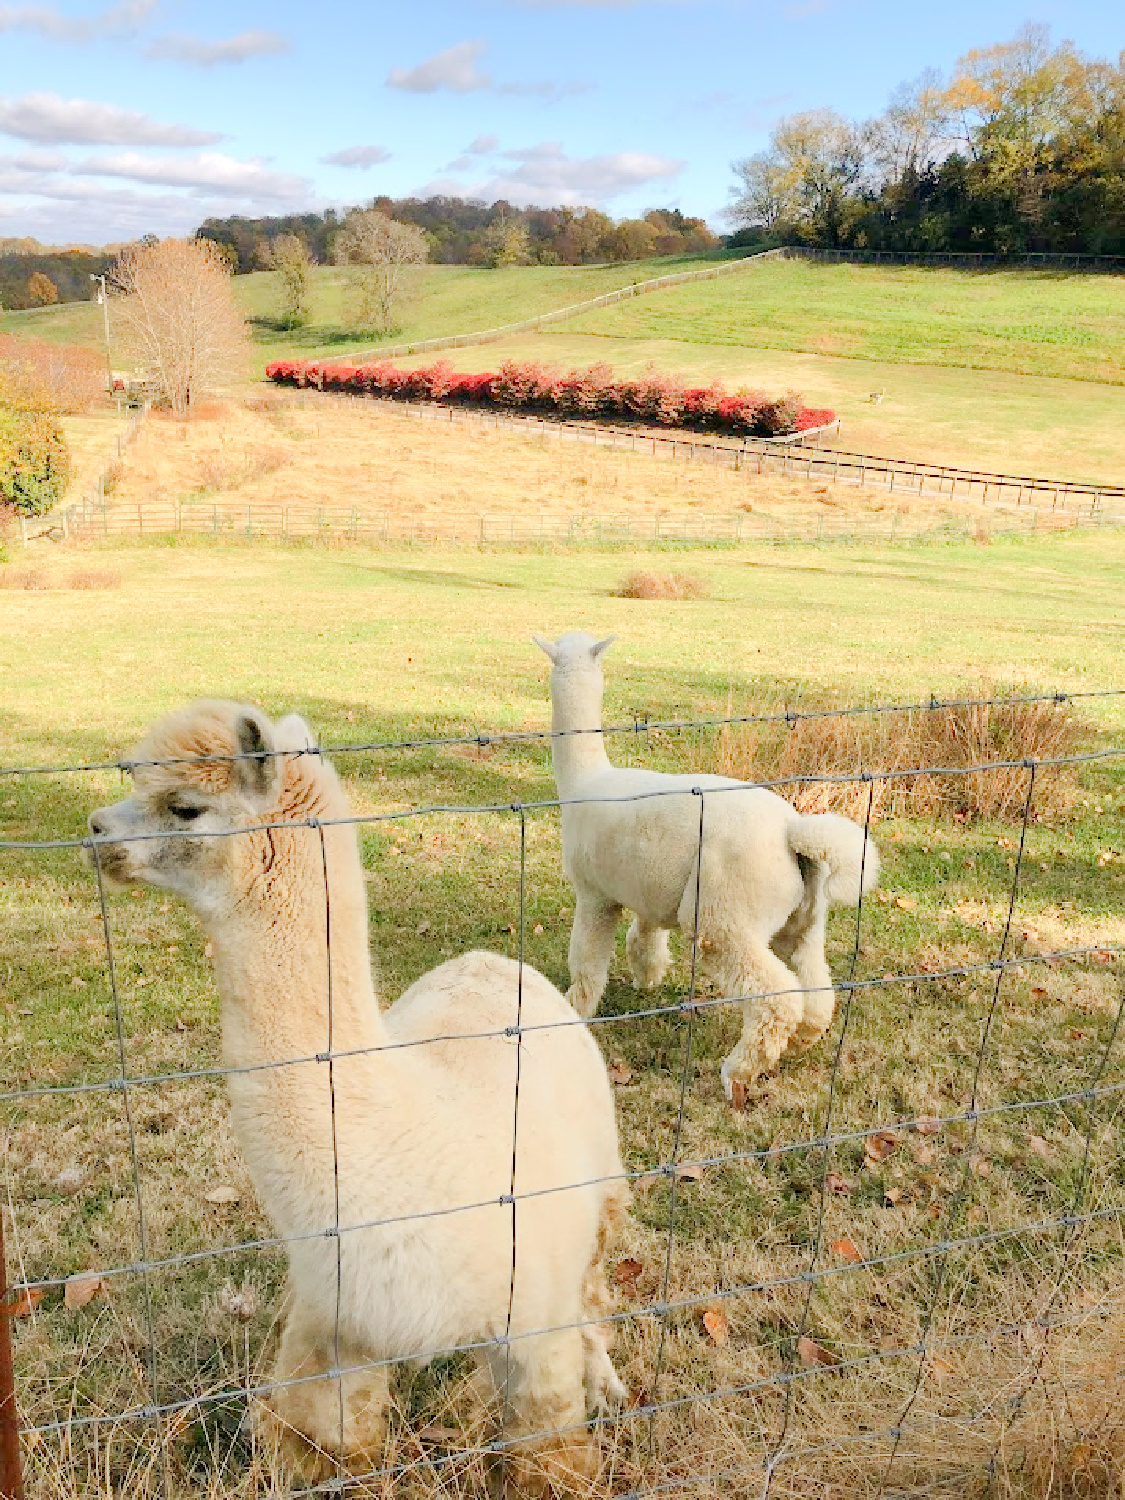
(2, 690, 1123, 1498)
(2, 683, 1124, 780)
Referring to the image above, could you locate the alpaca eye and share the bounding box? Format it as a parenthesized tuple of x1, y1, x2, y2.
(169, 805, 203, 822)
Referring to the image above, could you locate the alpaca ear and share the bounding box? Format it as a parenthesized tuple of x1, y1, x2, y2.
(591, 635, 616, 659)
(233, 708, 282, 808)
(274, 713, 317, 754)
(532, 634, 560, 664)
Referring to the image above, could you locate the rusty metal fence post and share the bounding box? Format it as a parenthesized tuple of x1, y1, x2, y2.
(0, 1209, 26, 1500)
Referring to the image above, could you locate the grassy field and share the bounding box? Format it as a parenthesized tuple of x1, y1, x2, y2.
(2, 533, 1123, 1496)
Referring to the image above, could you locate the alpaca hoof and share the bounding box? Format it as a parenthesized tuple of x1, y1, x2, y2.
(502, 1433, 599, 1496)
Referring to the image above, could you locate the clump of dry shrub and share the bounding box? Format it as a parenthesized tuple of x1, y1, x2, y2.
(0, 566, 49, 589)
(713, 690, 1087, 822)
(0, 567, 120, 590)
(615, 570, 708, 601)
(66, 568, 121, 589)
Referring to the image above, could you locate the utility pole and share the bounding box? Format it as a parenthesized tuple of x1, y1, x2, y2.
(90, 273, 113, 398)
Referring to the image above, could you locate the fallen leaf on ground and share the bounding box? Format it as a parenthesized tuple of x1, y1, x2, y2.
(607, 1059, 634, 1086)
(1031, 986, 1048, 1000)
(616, 1258, 643, 1291)
(532, 923, 544, 935)
(884, 1188, 904, 1206)
(830, 1237, 863, 1264)
(1027, 1135, 1054, 1161)
(798, 1336, 838, 1368)
(894, 896, 918, 911)
(825, 1171, 854, 1195)
(204, 1185, 240, 1206)
(675, 1162, 704, 1182)
(928, 1355, 956, 1381)
(702, 1307, 729, 1346)
(971, 1156, 992, 1178)
(4, 1287, 44, 1318)
(417, 1424, 462, 1445)
(729, 1077, 749, 1111)
(864, 1131, 898, 1165)
(914, 1118, 943, 1136)
(65, 1272, 107, 1311)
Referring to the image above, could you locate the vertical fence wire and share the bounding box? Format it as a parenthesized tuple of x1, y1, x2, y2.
(501, 806, 528, 1484)
(762, 776, 876, 1497)
(647, 789, 707, 1470)
(873, 761, 1038, 1497)
(90, 841, 171, 1500)
(316, 821, 348, 1472)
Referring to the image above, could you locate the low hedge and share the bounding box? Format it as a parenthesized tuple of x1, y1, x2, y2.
(266, 357, 835, 439)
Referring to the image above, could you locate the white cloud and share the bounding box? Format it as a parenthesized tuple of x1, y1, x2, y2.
(425, 142, 684, 207)
(321, 144, 392, 168)
(0, 0, 154, 41)
(73, 150, 310, 200)
(0, 94, 223, 146)
(145, 29, 289, 66)
(387, 41, 584, 99)
(388, 40, 491, 93)
(466, 133, 499, 155)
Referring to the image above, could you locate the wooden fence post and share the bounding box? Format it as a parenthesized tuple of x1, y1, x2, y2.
(0, 1208, 27, 1500)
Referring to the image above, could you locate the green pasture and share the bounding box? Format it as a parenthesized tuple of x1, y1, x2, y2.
(2, 531, 1123, 1495)
(563, 259, 1125, 386)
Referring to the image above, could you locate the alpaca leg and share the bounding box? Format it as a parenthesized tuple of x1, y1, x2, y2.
(712, 941, 805, 1104)
(788, 918, 837, 1055)
(580, 1258, 626, 1413)
(260, 1300, 389, 1480)
(626, 917, 671, 991)
(567, 896, 621, 1018)
(491, 1327, 598, 1495)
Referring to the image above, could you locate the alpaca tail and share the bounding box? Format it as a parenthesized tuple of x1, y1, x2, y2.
(787, 813, 880, 907)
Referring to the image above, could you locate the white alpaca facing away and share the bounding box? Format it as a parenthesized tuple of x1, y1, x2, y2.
(88, 701, 627, 1491)
(534, 633, 880, 1102)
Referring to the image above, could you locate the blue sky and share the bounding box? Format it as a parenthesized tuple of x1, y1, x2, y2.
(0, 0, 1121, 245)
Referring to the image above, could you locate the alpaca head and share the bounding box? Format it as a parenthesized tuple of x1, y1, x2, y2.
(87, 700, 323, 912)
(533, 632, 616, 694)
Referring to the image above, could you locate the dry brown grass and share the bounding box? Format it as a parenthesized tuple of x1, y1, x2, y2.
(0, 567, 121, 590)
(65, 568, 121, 590)
(714, 692, 1089, 822)
(0, 566, 49, 589)
(97, 391, 1003, 532)
(614, 570, 708, 600)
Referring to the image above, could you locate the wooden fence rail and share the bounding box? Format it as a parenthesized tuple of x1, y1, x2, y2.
(48, 495, 1103, 550)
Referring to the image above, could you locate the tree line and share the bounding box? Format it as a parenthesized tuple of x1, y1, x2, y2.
(728, 25, 1125, 256)
(195, 202, 719, 273)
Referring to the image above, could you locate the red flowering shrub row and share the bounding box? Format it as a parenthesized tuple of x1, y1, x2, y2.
(266, 357, 834, 438)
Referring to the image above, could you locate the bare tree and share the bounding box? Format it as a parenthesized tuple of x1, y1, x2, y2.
(728, 151, 796, 229)
(267, 233, 315, 327)
(334, 211, 428, 334)
(109, 238, 249, 417)
(869, 69, 952, 186)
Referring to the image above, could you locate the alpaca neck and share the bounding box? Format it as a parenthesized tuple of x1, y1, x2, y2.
(550, 669, 612, 793)
(206, 822, 384, 1072)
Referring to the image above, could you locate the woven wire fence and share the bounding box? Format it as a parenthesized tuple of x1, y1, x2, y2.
(2, 688, 1124, 1499)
